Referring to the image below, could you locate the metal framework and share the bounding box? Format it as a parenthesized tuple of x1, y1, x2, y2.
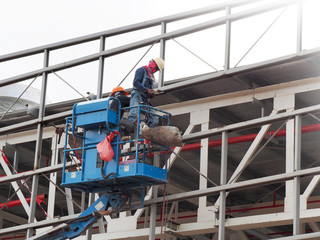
(0, 0, 319, 239)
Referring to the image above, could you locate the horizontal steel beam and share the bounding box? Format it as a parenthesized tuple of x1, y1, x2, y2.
(0, 0, 265, 62)
(0, 214, 78, 236)
(1, 50, 320, 136)
(182, 104, 320, 143)
(0, 0, 298, 87)
(160, 46, 320, 93)
(2, 165, 320, 236)
(160, 76, 320, 116)
(274, 232, 320, 240)
(144, 165, 320, 206)
(0, 162, 75, 186)
(0, 110, 72, 135)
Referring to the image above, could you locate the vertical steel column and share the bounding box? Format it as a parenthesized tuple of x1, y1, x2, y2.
(296, 0, 303, 52)
(224, 6, 231, 71)
(81, 192, 86, 212)
(159, 22, 166, 87)
(144, 207, 149, 228)
(149, 201, 157, 240)
(47, 133, 60, 218)
(293, 114, 301, 235)
(218, 131, 228, 240)
(85, 193, 95, 240)
(0, 211, 3, 229)
(13, 148, 19, 171)
(97, 36, 106, 99)
(149, 153, 160, 240)
(26, 49, 49, 238)
(199, 121, 209, 209)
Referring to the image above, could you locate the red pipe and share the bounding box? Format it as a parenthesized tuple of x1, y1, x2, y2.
(180, 123, 320, 152)
(0, 194, 47, 209)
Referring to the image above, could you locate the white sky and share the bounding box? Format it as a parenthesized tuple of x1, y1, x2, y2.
(0, 0, 320, 103)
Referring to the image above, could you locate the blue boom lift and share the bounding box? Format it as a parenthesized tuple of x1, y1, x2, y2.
(31, 97, 172, 239)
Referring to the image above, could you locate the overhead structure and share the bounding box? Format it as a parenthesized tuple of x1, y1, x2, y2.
(1, 0, 320, 239)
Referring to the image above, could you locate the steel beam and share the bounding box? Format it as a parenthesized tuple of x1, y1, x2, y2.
(145, 166, 320, 206)
(224, 6, 231, 71)
(97, 36, 105, 99)
(302, 175, 320, 199)
(161, 76, 320, 116)
(182, 104, 320, 143)
(4, 191, 320, 237)
(296, 0, 303, 52)
(0, 0, 266, 62)
(198, 111, 210, 209)
(272, 231, 320, 240)
(0, 0, 299, 87)
(159, 22, 166, 87)
(0, 162, 75, 185)
(8, 208, 320, 239)
(27, 49, 49, 238)
(0, 110, 72, 135)
(218, 131, 228, 240)
(293, 115, 302, 235)
(0, 213, 79, 236)
(0, 68, 319, 137)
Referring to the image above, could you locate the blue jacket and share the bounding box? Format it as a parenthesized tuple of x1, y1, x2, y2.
(131, 67, 154, 99)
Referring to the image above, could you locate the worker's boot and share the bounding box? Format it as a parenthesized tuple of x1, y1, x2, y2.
(119, 117, 135, 134)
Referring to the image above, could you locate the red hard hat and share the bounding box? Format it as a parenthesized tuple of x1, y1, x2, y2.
(111, 86, 128, 96)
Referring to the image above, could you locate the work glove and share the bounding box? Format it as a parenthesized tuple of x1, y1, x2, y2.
(147, 89, 155, 98)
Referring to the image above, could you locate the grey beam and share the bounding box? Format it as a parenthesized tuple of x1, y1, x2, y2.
(273, 231, 320, 240)
(0, 162, 75, 186)
(0, 0, 264, 62)
(0, 214, 79, 236)
(143, 165, 320, 206)
(0, 0, 298, 87)
(0, 110, 72, 135)
(3, 165, 320, 236)
(293, 115, 302, 235)
(218, 131, 228, 240)
(160, 46, 320, 93)
(27, 48, 50, 238)
(182, 103, 320, 143)
(1, 49, 320, 136)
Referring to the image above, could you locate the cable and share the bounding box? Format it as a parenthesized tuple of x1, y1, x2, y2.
(234, 7, 288, 68)
(52, 71, 90, 101)
(41, 173, 84, 211)
(0, 175, 32, 211)
(170, 151, 218, 187)
(171, 38, 218, 72)
(308, 113, 320, 122)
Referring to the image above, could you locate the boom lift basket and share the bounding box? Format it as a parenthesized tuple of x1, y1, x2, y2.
(61, 98, 170, 195)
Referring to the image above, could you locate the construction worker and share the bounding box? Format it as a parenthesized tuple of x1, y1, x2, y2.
(127, 57, 165, 128)
(109, 86, 135, 137)
(110, 86, 130, 118)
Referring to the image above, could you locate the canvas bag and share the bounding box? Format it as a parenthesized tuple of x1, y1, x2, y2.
(97, 131, 118, 162)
